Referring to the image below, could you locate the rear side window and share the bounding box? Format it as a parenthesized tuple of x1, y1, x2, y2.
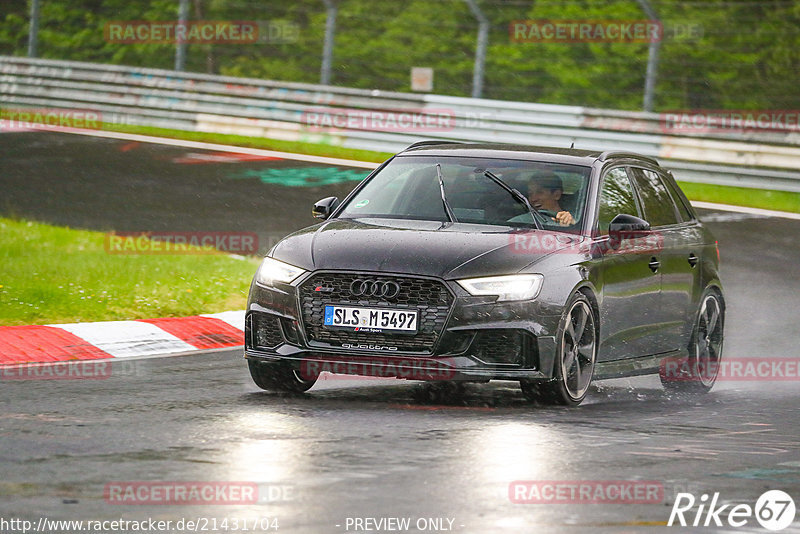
(629, 168, 680, 227)
(656, 171, 695, 222)
(597, 167, 639, 235)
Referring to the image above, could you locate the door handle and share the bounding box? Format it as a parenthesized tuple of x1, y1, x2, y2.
(648, 257, 660, 273)
(688, 253, 699, 267)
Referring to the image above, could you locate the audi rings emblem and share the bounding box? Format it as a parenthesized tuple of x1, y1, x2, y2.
(349, 279, 401, 299)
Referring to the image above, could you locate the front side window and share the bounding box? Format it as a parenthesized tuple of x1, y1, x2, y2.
(597, 167, 639, 235)
(630, 168, 680, 227)
(336, 156, 592, 233)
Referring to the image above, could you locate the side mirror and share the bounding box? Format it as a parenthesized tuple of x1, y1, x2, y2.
(608, 213, 650, 237)
(312, 196, 339, 220)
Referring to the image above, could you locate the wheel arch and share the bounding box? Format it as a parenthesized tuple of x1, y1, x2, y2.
(701, 281, 726, 315)
(699, 282, 726, 330)
(570, 281, 601, 340)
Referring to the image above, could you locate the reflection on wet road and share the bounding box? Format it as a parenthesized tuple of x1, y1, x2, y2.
(2, 351, 799, 532)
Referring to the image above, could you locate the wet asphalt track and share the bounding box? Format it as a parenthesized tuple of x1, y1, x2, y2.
(0, 131, 370, 254)
(1, 131, 800, 533)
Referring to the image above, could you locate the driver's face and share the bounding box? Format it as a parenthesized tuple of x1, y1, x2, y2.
(528, 183, 563, 212)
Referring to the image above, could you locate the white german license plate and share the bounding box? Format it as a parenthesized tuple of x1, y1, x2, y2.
(323, 305, 418, 333)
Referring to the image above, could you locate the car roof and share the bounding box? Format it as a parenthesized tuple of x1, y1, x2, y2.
(398, 142, 659, 167)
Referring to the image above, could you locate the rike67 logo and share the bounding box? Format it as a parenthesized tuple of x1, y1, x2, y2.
(668, 490, 796, 531)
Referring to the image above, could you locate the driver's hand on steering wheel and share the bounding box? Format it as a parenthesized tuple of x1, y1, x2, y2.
(553, 211, 575, 226)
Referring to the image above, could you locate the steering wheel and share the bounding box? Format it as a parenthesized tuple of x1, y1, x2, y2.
(537, 209, 557, 221)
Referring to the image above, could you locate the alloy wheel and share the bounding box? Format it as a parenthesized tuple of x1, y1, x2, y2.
(559, 299, 597, 401)
(694, 293, 724, 388)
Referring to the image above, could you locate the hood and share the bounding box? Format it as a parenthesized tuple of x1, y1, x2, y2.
(270, 218, 581, 279)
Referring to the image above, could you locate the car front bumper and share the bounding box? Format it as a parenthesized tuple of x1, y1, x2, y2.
(244, 271, 563, 382)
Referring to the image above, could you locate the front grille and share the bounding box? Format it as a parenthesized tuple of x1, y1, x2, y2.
(299, 272, 454, 354)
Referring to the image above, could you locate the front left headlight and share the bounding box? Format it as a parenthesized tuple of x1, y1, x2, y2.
(457, 274, 544, 302)
(255, 257, 306, 286)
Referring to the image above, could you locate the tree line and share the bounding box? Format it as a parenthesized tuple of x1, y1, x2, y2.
(2, 0, 798, 111)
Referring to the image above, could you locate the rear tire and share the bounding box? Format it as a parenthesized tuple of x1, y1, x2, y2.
(521, 292, 597, 406)
(248, 360, 317, 393)
(660, 289, 724, 393)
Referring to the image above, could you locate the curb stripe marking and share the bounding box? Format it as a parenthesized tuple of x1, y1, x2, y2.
(140, 316, 243, 350)
(171, 151, 283, 164)
(52, 320, 197, 358)
(201, 310, 246, 332)
(0, 325, 112, 365)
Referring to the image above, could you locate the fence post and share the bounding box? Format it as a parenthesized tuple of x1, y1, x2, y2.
(321, 0, 338, 85)
(636, 0, 661, 112)
(175, 0, 189, 71)
(27, 0, 40, 57)
(464, 0, 488, 99)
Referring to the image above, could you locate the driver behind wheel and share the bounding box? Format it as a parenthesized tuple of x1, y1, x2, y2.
(526, 170, 575, 226)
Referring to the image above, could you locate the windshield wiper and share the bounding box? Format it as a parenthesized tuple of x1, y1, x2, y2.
(436, 163, 458, 223)
(482, 170, 544, 230)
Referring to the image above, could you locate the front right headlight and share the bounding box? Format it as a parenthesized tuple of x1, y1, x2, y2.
(456, 274, 544, 302)
(255, 257, 306, 286)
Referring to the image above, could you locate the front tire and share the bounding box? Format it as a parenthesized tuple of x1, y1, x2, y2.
(248, 360, 317, 393)
(522, 293, 597, 406)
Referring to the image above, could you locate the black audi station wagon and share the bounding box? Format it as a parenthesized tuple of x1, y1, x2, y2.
(245, 142, 724, 405)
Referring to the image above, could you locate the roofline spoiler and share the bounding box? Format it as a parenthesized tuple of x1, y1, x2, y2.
(403, 140, 464, 151)
(598, 151, 660, 165)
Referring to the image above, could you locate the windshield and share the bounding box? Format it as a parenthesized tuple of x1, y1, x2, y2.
(337, 156, 591, 233)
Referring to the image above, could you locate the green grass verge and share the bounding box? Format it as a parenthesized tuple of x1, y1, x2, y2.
(102, 123, 800, 214)
(677, 181, 800, 214)
(0, 218, 260, 326)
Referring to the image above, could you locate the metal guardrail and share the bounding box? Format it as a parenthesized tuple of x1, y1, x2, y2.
(2, 56, 800, 192)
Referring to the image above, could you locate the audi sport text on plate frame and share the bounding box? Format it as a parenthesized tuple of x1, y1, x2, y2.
(323, 305, 419, 333)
